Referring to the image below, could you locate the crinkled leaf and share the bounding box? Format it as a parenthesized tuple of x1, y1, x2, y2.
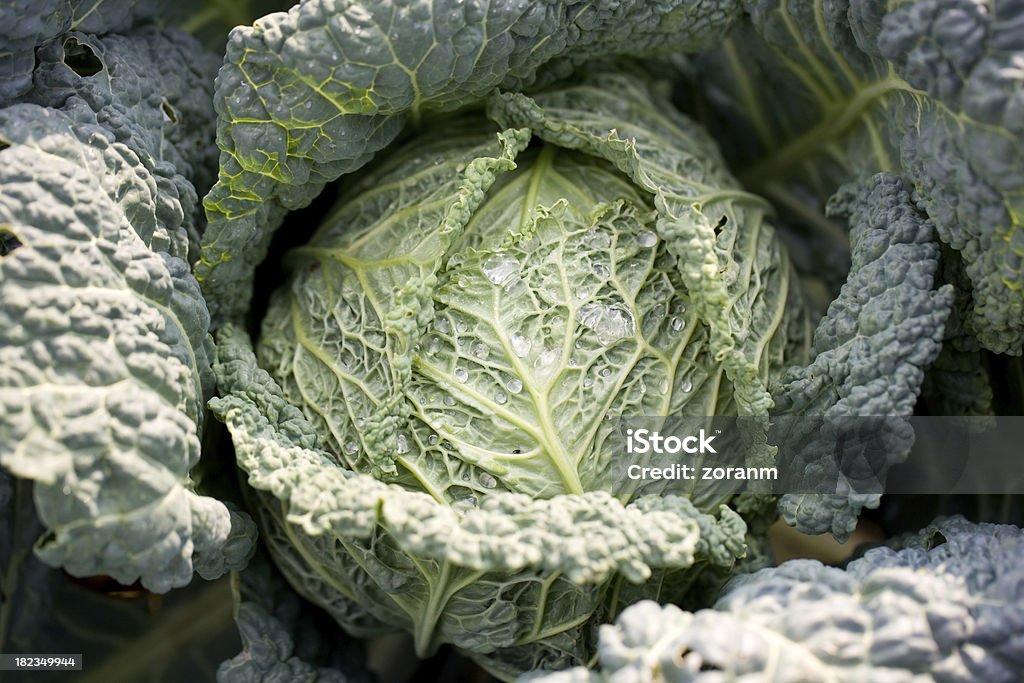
(28, 29, 222, 259)
(772, 174, 953, 539)
(199, 0, 745, 325)
(0, 0, 159, 103)
(217, 552, 370, 683)
(489, 70, 809, 419)
(0, 30, 255, 592)
(526, 516, 1024, 683)
(0, 471, 245, 682)
(695, 0, 1024, 354)
(211, 323, 747, 678)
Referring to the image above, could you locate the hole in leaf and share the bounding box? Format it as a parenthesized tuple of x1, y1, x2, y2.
(160, 99, 178, 124)
(926, 531, 947, 549)
(714, 215, 728, 235)
(0, 227, 21, 257)
(62, 38, 103, 77)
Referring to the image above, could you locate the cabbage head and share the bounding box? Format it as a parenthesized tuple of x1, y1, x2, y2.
(211, 71, 808, 679)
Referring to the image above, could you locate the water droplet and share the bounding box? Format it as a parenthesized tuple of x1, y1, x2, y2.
(670, 316, 684, 332)
(494, 391, 508, 405)
(442, 440, 454, 450)
(344, 441, 359, 454)
(577, 303, 636, 345)
(680, 380, 693, 393)
(454, 367, 469, 383)
(62, 485, 71, 496)
(456, 321, 468, 334)
(461, 472, 471, 481)
(506, 378, 523, 394)
(575, 285, 595, 301)
(471, 342, 488, 358)
(428, 434, 439, 446)
(435, 317, 451, 334)
(443, 394, 456, 406)
(637, 230, 658, 248)
(539, 272, 562, 301)
(304, 101, 313, 110)
(428, 337, 441, 354)
(600, 368, 612, 377)
(396, 434, 410, 453)
(583, 377, 594, 388)
(568, 358, 579, 368)
(454, 495, 478, 511)
(480, 473, 497, 489)
(592, 263, 610, 279)
(660, 380, 670, 394)
(482, 253, 522, 290)
(582, 229, 610, 250)
(536, 348, 559, 373)
(510, 334, 531, 358)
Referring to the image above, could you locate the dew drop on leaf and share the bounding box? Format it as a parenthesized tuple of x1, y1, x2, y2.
(482, 254, 521, 289)
(510, 333, 532, 358)
(636, 230, 657, 248)
(577, 303, 636, 345)
(582, 229, 610, 250)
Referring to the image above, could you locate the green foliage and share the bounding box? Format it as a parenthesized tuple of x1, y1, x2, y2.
(772, 174, 953, 538)
(203, 65, 811, 677)
(197, 0, 744, 325)
(2, 1, 1021, 682)
(0, 27, 254, 590)
(525, 516, 1024, 682)
(0, 0, 160, 103)
(694, 0, 1024, 355)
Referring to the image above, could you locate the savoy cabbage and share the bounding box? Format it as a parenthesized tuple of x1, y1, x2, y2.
(1, 0, 1022, 681)
(528, 516, 1024, 682)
